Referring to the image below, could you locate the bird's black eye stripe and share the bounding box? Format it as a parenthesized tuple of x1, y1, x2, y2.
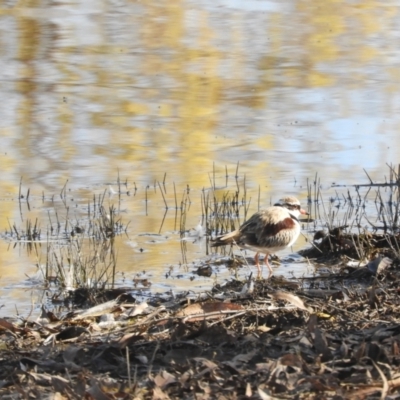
(285, 203, 300, 211)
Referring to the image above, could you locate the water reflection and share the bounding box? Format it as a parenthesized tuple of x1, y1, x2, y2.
(1, 0, 400, 315)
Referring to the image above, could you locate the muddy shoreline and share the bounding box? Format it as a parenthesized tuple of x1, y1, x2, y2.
(1, 243, 400, 399)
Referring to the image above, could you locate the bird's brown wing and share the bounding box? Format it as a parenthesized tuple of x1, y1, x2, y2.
(238, 209, 296, 248)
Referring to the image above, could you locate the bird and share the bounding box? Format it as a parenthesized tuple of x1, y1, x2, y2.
(211, 196, 308, 278)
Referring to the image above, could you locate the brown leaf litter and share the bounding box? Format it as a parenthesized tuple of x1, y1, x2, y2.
(3, 240, 400, 398)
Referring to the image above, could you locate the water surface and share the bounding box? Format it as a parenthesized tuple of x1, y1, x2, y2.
(1, 0, 400, 316)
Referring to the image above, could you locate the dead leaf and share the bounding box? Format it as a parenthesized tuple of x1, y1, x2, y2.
(47, 393, 67, 400)
(279, 354, 303, 369)
(192, 358, 218, 369)
(245, 382, 252, 397)
(114, 332, 144, 348)
(86, 379, 112, 400)
(52, 376, 70, 394)
(307, 314, 318, 334)
(372, 359, 389, 400)
(271, 292, 309, 311)
(367, 256, 392, 275)
(73, 299, 119, 320)
(257, 324, 271, 333)
(0, 318, 19, 333)
(314, 328, 332, 361)
(152, 386, 171, 400)
(28, 372, 52, 385)
(176, 301, 243, 321)
(127, 302, 149, 317)
(258, 386, 285, 399)
(153, 370, 176, 389)
(179, 301, 243, 316)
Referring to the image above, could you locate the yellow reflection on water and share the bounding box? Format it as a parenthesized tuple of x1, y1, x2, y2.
(1, 0, 400, 315)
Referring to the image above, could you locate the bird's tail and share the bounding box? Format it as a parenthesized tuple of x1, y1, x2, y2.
(210, 230, 239, 247)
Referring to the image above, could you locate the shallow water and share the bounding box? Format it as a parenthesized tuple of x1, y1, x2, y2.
(1, 0, 400, 317)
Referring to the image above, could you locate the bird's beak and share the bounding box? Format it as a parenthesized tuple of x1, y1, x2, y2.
(300, 208, 309, 215)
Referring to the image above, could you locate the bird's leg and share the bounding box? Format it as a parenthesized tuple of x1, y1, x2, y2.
(264, 253, 273, 274)
(254, 252, 262, 278)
